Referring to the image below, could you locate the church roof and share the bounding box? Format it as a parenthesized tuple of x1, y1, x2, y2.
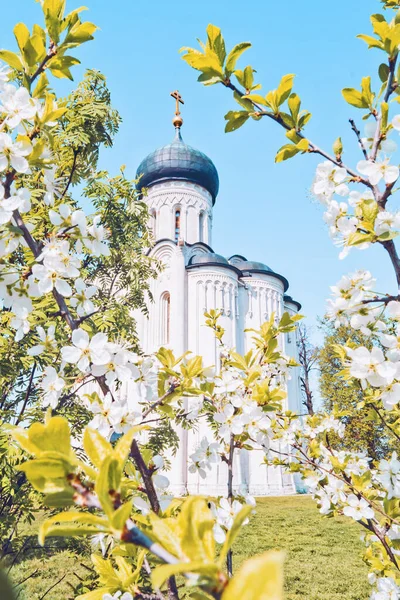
(189, 253, 228, 266)
(187, 252, 290, 290)
(135, 128, 219, 203)
(284, 295, 302, 311)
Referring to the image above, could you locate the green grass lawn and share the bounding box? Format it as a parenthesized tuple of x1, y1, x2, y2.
(4, 495, 370, 600)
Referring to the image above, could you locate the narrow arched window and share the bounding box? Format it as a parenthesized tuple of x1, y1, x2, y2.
(174, 209, 181, 242)
(161, 292, 170, 345)
(151, 210, 157, 237)
(199, 211, 205, 243)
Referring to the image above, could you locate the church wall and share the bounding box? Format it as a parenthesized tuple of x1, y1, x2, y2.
(185, 266, 240, 495)
(284, 300, 303, 416)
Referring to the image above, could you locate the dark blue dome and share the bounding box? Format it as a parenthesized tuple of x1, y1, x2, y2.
(238, 260, 274, 272)
(136, 129, 219, 203)
(189, 253, 228, 266)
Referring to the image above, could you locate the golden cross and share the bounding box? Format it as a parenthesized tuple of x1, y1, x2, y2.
(170, 90, 184, 116)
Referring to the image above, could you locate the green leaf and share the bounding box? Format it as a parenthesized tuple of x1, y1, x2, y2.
(361, 199, 379, 223)
(296, 138, 309, 151)
(342, 88, 369, 108)
(276, 74, 295, 106)
(91, 553, 121, 587)
(243, 65, 254, 90)
(298, 111, 312, 129)
(288, 93, 301, 122)
(83, 428, 112, 469)
(64, 21, 97, 45)
(13, 23, 30, 55)
(377, 230, 399, 241)
(47, 55, 81, 80)
(40, 512, 109, 545)
(76, 589, 116, 600)
(0, 50, 24, 72)
(111, 501, 133, 531)
(113, 425, 147, 466)
(28, 416, 71, 456)
(357, 34, 384, 50)
(275, 144, 299, 163)
(152, 561, 218, 590)
(23, 34, 47, 67)
(245, 93, 268, 106)
(96, 455, 121, 517)
(180, 497, 215, 563)
(347, 231, 375, 246)
(379, 63, 390, 82)
(32, 72, 50, 98)
(218, 505, 253, 567)
(43, 489, 74, 507)
(225, 42, 251, 75)
(224, 110, 249, 133)
(206, 24, 226, 65)
(361, 76, 374, 107)
(43, 0, 63, 43)
(19, 457, 72, 493)
(221, 551, 284, 600)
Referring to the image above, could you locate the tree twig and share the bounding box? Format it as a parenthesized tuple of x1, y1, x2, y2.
(349, 119, 368, 160)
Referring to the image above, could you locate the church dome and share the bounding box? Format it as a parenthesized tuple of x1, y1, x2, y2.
(234, 260, 274, 272)
(136, 129, 219, 203)
(189, 252, 228, 266)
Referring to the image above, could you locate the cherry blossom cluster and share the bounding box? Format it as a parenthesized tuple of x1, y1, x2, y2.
(210, 490, 256, 543)
(312, 119, 400, 261)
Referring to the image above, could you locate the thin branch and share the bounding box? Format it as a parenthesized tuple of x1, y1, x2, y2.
(226, 434, 234, 577)
(141, 385, 178, 420)
(381, 239, 400, 290)
(349, 119, 368, 160)
(362, 294, 400, 305)
(370, 404, 400, 444)
(38, 573, 66, 600)
(60, 149, 79, 199)
(223, 80, 373, 188)
(30, 43, 57, 86)
(371, 54, 398, 162)
(15, 362, 36, 425)
(130, 440, 161, 513)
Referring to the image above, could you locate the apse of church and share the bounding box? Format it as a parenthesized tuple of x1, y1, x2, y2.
(132, 92, 302, 496)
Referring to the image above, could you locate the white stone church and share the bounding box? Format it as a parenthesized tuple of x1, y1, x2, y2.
(131, 99, 303, 496)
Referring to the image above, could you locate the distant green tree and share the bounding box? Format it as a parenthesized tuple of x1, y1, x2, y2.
(318, 320, 400, 460)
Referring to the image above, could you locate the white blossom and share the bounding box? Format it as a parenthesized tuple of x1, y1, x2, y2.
(0, 133, 32, 174)
(27, 325, 56, 356)
(61, 328, 110, 372)
(342, 494, 374, 521)
(40, 366, 65, 408)
(0, 86, 36, 128)
(312, 161, 349, 203)
(347, 346, 397, 388)
(70, 278, 97, 317)
(370, 577, 400, 600)
(357, 159, 399, 186)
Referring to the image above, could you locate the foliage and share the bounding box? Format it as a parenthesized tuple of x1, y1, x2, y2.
(181, 2, 400, 598)
(318, 320, 400, 459)
(0, 0, 158, 569)
(0, 2, 303, 599)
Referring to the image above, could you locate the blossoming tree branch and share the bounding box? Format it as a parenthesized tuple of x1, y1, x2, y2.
(180, 0, 400, 597)
(0, 1, 303, 600)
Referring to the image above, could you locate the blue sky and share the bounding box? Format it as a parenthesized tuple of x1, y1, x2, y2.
(3, 0, 398, 343)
